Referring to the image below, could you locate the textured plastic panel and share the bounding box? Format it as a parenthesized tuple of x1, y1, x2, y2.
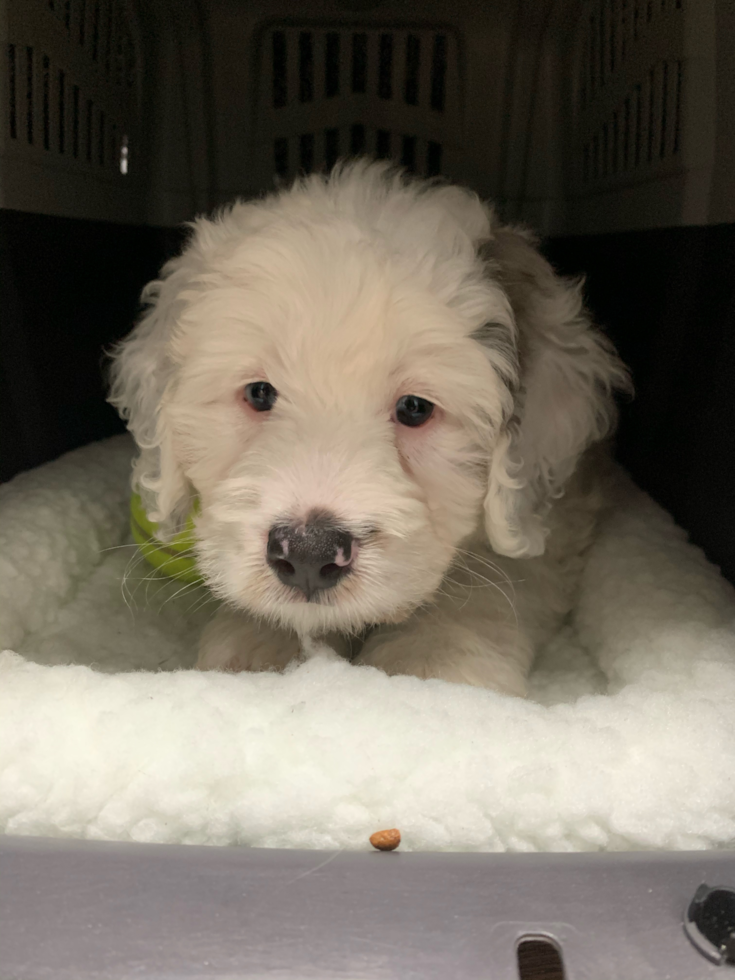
(2, 836, 735, 979)
(251, 21, 462, 189)
(564, 0, 718, 232)
(3, 0, 727, 230)
(0, 0, 146, 222)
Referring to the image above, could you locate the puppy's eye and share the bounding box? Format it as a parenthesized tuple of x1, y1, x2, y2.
(244, 381, 278, 412)
(395, 395, 434, 427)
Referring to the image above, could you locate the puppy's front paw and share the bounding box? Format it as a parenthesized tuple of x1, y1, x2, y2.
(355, 624, 529, 696)
(197, 610, 300, 673)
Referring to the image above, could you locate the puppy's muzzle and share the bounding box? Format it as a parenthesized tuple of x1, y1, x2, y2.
(267, 516, 355, 600)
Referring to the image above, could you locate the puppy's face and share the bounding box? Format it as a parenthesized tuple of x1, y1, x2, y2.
(112, 167, 626, 628)
(162, 208, 515, 635)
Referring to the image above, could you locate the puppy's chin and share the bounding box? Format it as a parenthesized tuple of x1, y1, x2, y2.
(237, 587, 421, 637)
(219, 560, 443, 636)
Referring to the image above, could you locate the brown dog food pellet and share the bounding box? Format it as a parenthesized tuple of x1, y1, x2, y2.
(370, 828, 401, 851)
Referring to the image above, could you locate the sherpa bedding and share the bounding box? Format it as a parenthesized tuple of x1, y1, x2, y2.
(1, 435, 735, 852)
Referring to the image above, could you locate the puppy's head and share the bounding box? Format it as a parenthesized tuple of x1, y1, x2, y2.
(110, 162, 627, 635)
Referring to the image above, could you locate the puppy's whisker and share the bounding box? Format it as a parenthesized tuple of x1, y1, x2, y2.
(145, 572, 190, 609)
(455, 548, 518, 602)
(442, 575, 484, 612)
(433, 586, 459, 606)
(157, 580, 205, 611)
(118, 542, 200, 610)
(450, 554, 519, 626)
(455, 547, 515, 583)
(120, 548, 153, 616)
(445, 572, 499, 591)
(186, 592, 218, 617)
(454, 557, 514, 598)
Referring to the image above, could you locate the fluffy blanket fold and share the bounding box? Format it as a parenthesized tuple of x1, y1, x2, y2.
(1, 436, 734, 851)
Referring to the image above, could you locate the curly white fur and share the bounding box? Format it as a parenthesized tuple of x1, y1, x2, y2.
(109, 161, 629, 695)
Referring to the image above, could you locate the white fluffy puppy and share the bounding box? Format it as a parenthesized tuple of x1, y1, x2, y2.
(110, 161, 628, 696)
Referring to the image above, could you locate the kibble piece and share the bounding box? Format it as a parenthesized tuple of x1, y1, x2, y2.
(370, 828, 401, 851)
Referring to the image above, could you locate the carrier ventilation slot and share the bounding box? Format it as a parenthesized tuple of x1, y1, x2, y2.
(430, 33, 447, 110)
(266, 26, 455, 180)
(325, 126, 339, 169)
(352, 33, 366, 93)
(26, 45, 34, 144)
(4, 42, 130, 174)
(72, 83, 79, 156)
(350, 123, 365, 155)
(42, 54, 50, 151)
(299, 31, 313, 103)
(58, 68, 65, 153)
(91, 0, 100, 62)
(401, 134, 416, 171)
(98, 109, 105, 165)
(517, 937, 566, 980)
(78, 0, 86, 45)
(7, 44, 17, 139)
(404, 34, 419, 105)
(378, 33, 392, 99)
(325, 32, 339, 97)
(272, 32, 286, 107)
(581, 59, 682, 183)
(299, 132, 314, 173)
(85, 97, 93, 161)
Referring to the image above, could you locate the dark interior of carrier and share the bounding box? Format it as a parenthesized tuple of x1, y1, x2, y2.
(1, 3, 734, 979)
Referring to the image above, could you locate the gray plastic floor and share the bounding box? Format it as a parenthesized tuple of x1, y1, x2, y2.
(2, 836, 734, 979)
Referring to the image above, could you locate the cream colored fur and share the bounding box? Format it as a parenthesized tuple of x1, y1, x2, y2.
(109, 161, 629, 695)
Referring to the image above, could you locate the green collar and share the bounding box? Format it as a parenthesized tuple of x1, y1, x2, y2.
(130, 492, 203, 584)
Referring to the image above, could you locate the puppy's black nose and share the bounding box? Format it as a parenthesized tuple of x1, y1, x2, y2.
(267, 517, 355, 599)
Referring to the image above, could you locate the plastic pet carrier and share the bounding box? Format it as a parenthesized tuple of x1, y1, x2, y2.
(1, 1, 735, 978)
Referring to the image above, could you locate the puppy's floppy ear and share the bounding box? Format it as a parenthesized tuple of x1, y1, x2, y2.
(481, 226, 630, 558)
(108, 253, 192, 535)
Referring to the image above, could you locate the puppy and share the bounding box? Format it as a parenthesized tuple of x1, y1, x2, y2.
(110, 161, 628, 696)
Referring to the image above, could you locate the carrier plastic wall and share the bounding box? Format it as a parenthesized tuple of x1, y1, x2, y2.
(2, 0, 732, 231)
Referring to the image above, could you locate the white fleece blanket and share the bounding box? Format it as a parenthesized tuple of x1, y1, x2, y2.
(2, 436, 735, 852)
